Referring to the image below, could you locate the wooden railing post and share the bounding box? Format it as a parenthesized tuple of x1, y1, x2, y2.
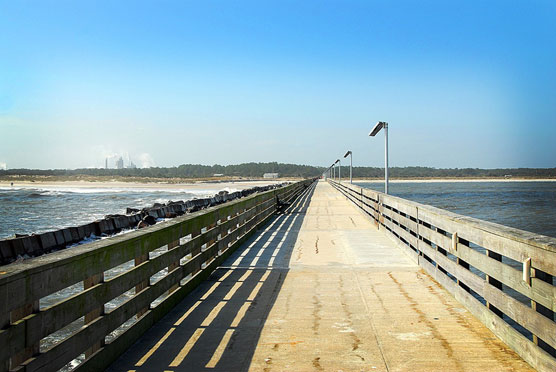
(167, 239, 180, 295)
(84, 273, 105, 357)
(191, 228, 202, 276)
(376, 195, 382, 230)
(1, 298, 9, 372)
(455, 236, 471, 292)
(531, 268, 555, 356)
(219, 215, 229, 250)
(207, 220, 218, 249)
(135, 253, 149, 318)
(486, 250, 504, 317)
(9, 301, 39, 369)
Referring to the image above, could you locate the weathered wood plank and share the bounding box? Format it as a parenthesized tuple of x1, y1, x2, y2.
(380, 206, 419, 233)
(419, 225, 556, 311)
(417, 239, 485, 294)
(380, 194, 419, 220)
(382, 216, 419, 249)
(417, 206, 556, 275)
(22, 234, 201, 346)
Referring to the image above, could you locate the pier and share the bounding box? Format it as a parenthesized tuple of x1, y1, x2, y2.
(1, 179, 555, 371)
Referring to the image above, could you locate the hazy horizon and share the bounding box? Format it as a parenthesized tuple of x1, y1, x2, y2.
(1, 162, 555, 173)
(1, 1, 555, 170)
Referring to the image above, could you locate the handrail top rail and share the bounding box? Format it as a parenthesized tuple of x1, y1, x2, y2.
(329, 179, 556, 254)
(0, 182, 293, 285)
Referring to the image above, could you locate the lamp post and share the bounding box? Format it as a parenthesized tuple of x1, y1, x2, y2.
(333, 163, 336, 180)
(344, 150, 352, 184)
(369, 121, 389, 194)
(336, 159, 341, 183)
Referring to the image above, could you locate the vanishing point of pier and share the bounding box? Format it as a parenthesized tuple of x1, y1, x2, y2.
(1, 180, 555, 371)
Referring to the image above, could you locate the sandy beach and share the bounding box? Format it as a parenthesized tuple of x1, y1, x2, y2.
(0, 179, 288, 192)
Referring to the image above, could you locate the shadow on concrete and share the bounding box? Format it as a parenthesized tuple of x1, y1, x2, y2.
(107, 182, 316, 372)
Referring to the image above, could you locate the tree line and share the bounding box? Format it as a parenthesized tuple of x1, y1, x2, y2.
(347, 166, 556, 179)
(1, 163, 555, 179)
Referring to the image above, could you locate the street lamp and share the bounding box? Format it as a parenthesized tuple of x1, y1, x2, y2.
(332, 163, 336, 180)
(369, 121, 389, 194)
(336, 159, 341, 183)
(344, 150, 352, 184)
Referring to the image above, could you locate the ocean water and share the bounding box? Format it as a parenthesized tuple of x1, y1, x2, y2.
(3, 181, 554, 240)
(0, 185, 243, 239)
(353, 181, 556, 238)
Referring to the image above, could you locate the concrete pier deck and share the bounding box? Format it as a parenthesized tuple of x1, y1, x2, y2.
(108, 181, 532, 371)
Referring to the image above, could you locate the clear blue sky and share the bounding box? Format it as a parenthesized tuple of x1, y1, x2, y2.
(1, 0, 555, 169)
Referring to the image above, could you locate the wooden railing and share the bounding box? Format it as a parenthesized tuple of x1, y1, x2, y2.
(0, 179, 315, 372)
(329, 179, 556, 372)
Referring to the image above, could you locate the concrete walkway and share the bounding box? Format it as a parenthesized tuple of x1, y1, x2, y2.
(108, 181, 532, 372)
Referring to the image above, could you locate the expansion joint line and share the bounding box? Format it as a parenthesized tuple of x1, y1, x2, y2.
(352, 270, 391, 372)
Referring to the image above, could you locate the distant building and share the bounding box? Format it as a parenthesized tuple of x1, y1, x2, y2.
(213, 173, 224, 177)
(128, 161, 137, 169)
(263, 173, 279, 179)
(116, 157, 124, 169)
(105, 158, 108, 169)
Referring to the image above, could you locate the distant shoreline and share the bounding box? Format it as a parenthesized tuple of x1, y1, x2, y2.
(352, 178, 556, 183)
(1, 177, 555, 190)
(0, 179, 287, 191)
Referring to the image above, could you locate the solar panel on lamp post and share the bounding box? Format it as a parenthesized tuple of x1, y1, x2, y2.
(344, 151, 352, 184)
(369, 121, 389, 194)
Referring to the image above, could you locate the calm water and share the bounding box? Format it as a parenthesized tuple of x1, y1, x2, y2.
(0, 185, 243, 239)
(354, 181, 556, 238)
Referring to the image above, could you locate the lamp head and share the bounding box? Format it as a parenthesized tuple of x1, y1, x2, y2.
(369, 121, 387, 136)
(344, 151, 352, 158)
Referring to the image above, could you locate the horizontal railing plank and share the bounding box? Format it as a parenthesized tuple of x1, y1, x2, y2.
(417, 206, 556, 276)
(418, 224, 556, 312)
